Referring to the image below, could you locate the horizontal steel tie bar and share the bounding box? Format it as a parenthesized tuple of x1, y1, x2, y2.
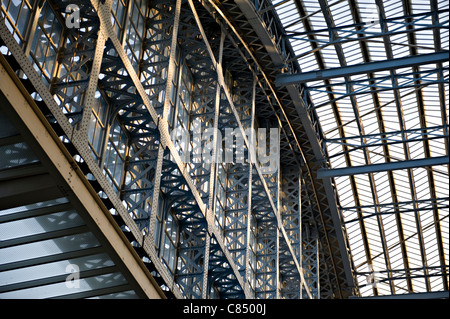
(317, 156, 449, 178)
(342, 196, 449, 212)
(354, 291, 449, 299)
(54, 79, 90, 88)
(324, 125, 448, 143)
(122, 186, 154, 194)
(276, 51, 450, 86)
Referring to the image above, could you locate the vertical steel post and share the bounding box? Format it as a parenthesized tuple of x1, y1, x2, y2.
(202, 28, 226, 299)
(149, 0, 182, 244)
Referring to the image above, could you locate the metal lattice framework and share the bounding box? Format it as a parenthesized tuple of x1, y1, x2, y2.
(0, 0, 323, 299)
(1, 0, 447, 299)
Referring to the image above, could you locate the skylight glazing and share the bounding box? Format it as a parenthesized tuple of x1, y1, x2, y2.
(272, 0, 449, 297)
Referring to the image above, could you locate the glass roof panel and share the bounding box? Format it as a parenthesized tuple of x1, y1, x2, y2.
(1, 253, 115, 286)
(0, 273, 128, 299)
(0, 232, 101, 264)
(273, 0, 449, 296)
(0, 210, 85, 240)
(0, 114, 139, 299)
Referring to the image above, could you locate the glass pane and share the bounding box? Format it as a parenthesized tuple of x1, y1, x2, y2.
(0, 272, 128, 299)
(88, 290, 138, 299)
(7, 0, 21, 24)
(16, 1, 31, 36)
(0, 232, 101, 264)
(0, 253, 114, 286)
(0, 198, 69, 217)
(0, 210, 85, 240)
(0, 142, 39, 169)
(0, 112, 19, 138)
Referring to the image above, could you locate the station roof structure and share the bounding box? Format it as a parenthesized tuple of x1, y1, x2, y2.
(0, 0, 448, 300)
(272, 0, 449, 296)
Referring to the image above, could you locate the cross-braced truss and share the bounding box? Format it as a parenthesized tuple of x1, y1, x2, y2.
(1, 0, 446, 299)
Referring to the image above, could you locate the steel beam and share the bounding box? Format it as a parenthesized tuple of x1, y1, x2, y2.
(353, 291, 449, 299)
(276, 51, 449, 86)
(317, 156, 449, 178)
(219, 0, 355, 297)
(0, 171, 62, 210)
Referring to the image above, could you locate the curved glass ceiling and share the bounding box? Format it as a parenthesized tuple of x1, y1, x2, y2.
(272, 0, 449, 296)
